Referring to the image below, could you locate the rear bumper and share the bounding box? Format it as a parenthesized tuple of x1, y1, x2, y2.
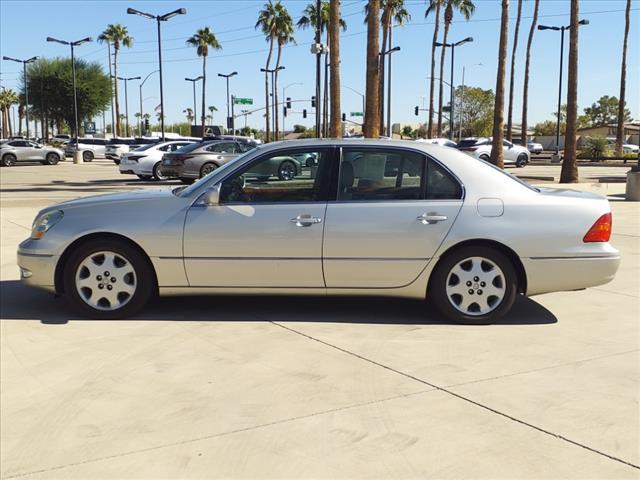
(523, 255, 621, 296)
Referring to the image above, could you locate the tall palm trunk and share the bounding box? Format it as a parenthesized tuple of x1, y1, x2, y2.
(521, 0, 539, 146)
(506, 0, 522, 142)
(113, 46, 121, 137)
(18, 106, 23, 136)
(7, 107, 13, 136)
(201, 55, 207, 138)
(427, 2, 441, 138)
(615, 0, 631, 157)
(264, 36, 274, 142)
(274, 41, 283, 141)
(561, 0, 580, 183)
(437, 11, 451, 137)
(379, 10, 390, 135)
(490, 0, 509, 168)
(323, 31, 330, 138)
(1, 108, 7, 138)
(363, 0, 381, 138)
(329, 0, 341, 138)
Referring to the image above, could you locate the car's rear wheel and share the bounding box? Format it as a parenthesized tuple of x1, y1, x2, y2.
(63, 239, 155, 319)
(45, 152, 60, 165)
(153, 162, 168, 181)
(516, 153, 528, 168)
(83, 151, 94, 162)
(479, 154, 491, 162)
(429, 246, 518, 325)
(200, 162, 218, 178)
(278, 160, 297, 181)
(2, 154, 17, 167)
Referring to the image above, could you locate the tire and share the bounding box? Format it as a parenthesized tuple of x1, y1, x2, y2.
(180, 177, 195, 185)
(62, 238, 156, 319)
(152, 162, 168, 181)
(479, 154, 491, 163)
(83, 151, 94, 162)
(428, 246, 518, 325)
(1, 154, 17, 167)
(199, 162, 218, 178)
(277, 160, 297, 181)
(45, 152, 60, 165)
(516, 153, 528, 168)
(137, 175, 152, 180)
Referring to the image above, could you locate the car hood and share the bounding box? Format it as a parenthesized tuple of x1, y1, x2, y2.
(41, 188, 177, 214)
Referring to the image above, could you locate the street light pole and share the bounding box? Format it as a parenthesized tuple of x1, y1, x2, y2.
(114, 76, 141, 136)
(260, 66, 284, 140)
(459, 63, 482, 141)
(343, 85, 365, 114)
(139, 70, 158, 135)
(435, 37, 473, 140)
(2, 55, 38, 139)
(46, 36, 92, 163)
(185, 76, 203, 126)
(128, 7, 187, 140)
(217, 71, 237, 133)
(380, 46, 400, 137)
(538, 20, 589, 158)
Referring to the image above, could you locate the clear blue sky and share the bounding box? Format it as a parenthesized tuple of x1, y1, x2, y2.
(1, 0, 638, 131)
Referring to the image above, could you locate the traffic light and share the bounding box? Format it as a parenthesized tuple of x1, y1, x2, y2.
(342, 113, 346, 122)
(414, 106, 419, 116)
(303, 109, 307, 119)
(144, 118, 150, 132)
(286, 97, 292, 109)
(283, 106, 287, 117)
(311, 96, 316, 108)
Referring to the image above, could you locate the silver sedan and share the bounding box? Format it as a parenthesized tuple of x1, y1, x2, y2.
(17, 139, 620, 324)
(1, 140, 64, 166)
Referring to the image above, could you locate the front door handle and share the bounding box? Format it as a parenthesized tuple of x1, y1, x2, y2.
(290, 214, 322, 227)
(417, 213, 447, 225)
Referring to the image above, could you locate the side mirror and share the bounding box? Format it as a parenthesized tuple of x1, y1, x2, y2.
(202, 184, 221, 206)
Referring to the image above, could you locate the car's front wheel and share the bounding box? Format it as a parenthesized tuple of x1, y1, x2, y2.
(429, 246, 518, 325)
(83, 151, 94, 162)
(153, 162, 168, 181)
(516, 153, 528, 167)
(278, 160, 297, 180)
(2, 154, 17, 167)
(45, 152, 60, 165)
(200, 162, 218, 178)
(63, 239, 155, 319)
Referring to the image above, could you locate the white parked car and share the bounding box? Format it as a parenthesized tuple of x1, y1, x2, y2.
(105, 138, 136, 164)
(18, 140, 619, 324)
(527, 141, 543, 154)
(0, 140, 64, 166)
(606, 138, 639, 154)
(119, 140, 196, 181)
(64, 138, 108, 162)
(457, 137, 530, 167)
(415, 137, 458, 148)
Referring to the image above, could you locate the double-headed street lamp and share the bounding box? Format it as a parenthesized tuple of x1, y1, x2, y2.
(435, 36, 473, 140)
(113, 76, 141, 136)
(127, 7, 187, 140)
(260, 66, 285, 140)
(139, 70, 159, 135)
(538, 19, 589, 158)
(185, 76, 203, 126)
(380, 45, 400, 137)
(46, 36, 92, 163)
(218, 72, 237, 133)
(2, 55, 38, 139)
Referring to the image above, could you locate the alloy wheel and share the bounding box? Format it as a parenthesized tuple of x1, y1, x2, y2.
(278, 161, 296, 181)
(75, 251, 137, 311)
(445, 256, 506, 316)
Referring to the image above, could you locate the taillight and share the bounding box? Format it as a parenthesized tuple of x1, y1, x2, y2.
(174, 155, 192, 163)
(127, 155, 145, 162)
(583, 213, 612, 242)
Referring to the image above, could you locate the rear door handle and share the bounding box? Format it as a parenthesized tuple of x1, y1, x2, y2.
(417, 213, 447, 225)
(290, 214, 322, 227)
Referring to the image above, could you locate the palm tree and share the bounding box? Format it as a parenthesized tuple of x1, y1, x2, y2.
(329, 0, 342, 138)
(489, 0, 509, 168)
(256, 1, 278, 142)
(425, 0, 444, 138)
(298, 2, 346, 137)
(186, 27, 222, 140)
(560, 0, 580, 183)
(98, 24, 133, 137)
(208, 105, 218, 123)
(363, 0, 381, 138)
(272, 2, 295, 141)
(615, 0, 631, 157)
(436, 0, 475, 136)
(377, 1, 410, 135)
(506, 0, 522, 142)
(183, 107, 194, 124)
(521, 0, 540, 147)
(0, 89, 19, 137)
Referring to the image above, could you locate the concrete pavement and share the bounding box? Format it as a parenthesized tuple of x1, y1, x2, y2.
(1, 160, 638, 479)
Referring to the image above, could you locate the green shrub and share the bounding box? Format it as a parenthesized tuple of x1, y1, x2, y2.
(583, 136, 611, 158)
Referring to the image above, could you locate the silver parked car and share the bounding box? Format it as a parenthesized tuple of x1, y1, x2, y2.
(161, 140, 257, 183)
(17, 140, 619, 324)
(64, 137, 108, 162)
(1, 140, 64, 166)
(458, 137, 530, 167)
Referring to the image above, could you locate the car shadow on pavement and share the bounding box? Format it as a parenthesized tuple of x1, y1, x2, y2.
(0, 280, 557, 326)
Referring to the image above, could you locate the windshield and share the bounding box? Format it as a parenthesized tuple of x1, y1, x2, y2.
(177, 145, 264, 197)
(108, 138, 134, 145)
(173, 142, 212, 153)
(132, 143, 158, 152)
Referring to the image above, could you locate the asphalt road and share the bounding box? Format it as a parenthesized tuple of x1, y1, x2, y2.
(1, 159, 638, 479)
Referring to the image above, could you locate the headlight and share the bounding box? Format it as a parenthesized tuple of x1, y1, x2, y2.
(31, 210, 64, 240)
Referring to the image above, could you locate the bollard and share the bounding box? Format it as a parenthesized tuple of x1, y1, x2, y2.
(625, 168, 640, 201)
(73, 151, 83, 164)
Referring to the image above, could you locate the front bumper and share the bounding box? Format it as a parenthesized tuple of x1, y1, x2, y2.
(524, 254, 621, 296)
(17, 241, 59, 293)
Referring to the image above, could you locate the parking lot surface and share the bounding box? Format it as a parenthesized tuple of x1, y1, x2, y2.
(1, 160, 639, 479)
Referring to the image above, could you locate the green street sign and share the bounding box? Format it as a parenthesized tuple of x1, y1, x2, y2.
(234, 97, 253, 105)
(350, 112, 363, 117)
